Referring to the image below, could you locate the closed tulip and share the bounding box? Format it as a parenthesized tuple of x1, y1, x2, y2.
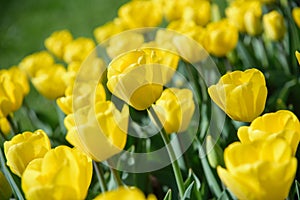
(94, 187, 157, 200)
(203, 19, 239, 57)
(263, 10, 286, 41)
(94, 18, 127, 43)
(22, 146, 92, 200)
(118, 0, 163, 28)
(0, 117, 10, 135)
(238, 110, 300, 154)
(31, 64, 68, 99)
(63, 37, 95, 63)
(4, 130, 51, 177)
(152, 88, 195, 134)
(7, 66, 30, 96)
(217, 138, 297, 200)
(19, 51, 54, 78)
(44, 29, 73, 59)
(66, 101, 129, 161)
(292, 7, 300, 28)
(208, 68, 267, 122)
(107, 48, 179, 110)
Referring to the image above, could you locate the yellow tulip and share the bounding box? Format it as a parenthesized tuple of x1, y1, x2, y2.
(0, 117, 10, 135)
(263, 10, 286, 41)
(66, 101, 129, 161)
(293, 7, 300, 28)
(296, 51, 300, 65)
(208, 68, 267, 122)
(182, 1, 211, 26)
(94, 187, 157, 200)
(152, 88, 195, 134)
(238, 110, 300, 155)
(118, 0, 163, 28)
(0, 71, 24, 116)
(94, 18, 127, 43)
(217, 137, 297, 200)
(63, 37, 95, 63)
(107, 48, 179, 110)
(203, 19, 239, 57)
(22, 146, 92, 200)
(106, 32, 145, 59)
(44, 29, 73, 59)
(4, 130, 51, 177)
(7, 66, 30, 96)
(19, 51, 54, 78)
(31, 64, 68, 99)
(226, 1, 262, 35)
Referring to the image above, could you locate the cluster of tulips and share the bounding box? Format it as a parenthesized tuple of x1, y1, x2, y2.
(1, 0, 300, 199)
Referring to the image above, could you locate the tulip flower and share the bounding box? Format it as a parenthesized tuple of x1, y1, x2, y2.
(4, 130, 51, 177)
(94, 187, 157, 200)
(263, 10, 286, 41)
(118, 0, 163, 28)
(19, 51, 55, 78)
(22, 146, 92, 200)
(152, 88, 195, 134)
(107, 48, 179, 110)
(6, 66, 30, 96)
(44, 29, 73, 59)
(203, 19, 238, 57)
(292, 7, 300, 28)
(226, 1, 262, 35)
(0, 117, 10, 135)
(208, 68, 267, 122)
(182, 1, 211, 26)
(94, 18, 127, 43)
(31, 64, 68, 99)
(217, 137, 297, 200)
(238, 110, 300, 155)
(66, 101, 129, 161)
(63, 37, 95, 63)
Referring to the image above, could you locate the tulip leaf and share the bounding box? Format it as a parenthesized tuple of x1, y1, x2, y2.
(182, 181, 194, 200)
(163, 189, 172, 200)
(217, 189, 235, 200)
(295, 180, 300, 200)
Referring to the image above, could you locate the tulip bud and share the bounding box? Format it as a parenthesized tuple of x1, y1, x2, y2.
(4, 130, 51, 177)
(238, 110, 300, 155)
(19, 51, 54, 78)
(244, 9, 262, 36)
(94, 187, 157, 200)
(203, 19, 239, 57)
(217, 137, 297, 200)
(151, 88, 195, 134)
(44, 29, 73, 59)
(107, 48, 179, 111)
(22, 146, 92, 200)
(263, 10, 286, 41)
(206, 135, 224, 168)
(208, 68, 267, 122)
(0, 171, 12, 200)
(292, 7, 300, 28)
(0, 117, 10, 135)
(31, 64, 68, 99)
(63, 37, 95, 63)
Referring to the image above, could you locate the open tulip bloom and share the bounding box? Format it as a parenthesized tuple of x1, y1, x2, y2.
(1, 0, 300, 200)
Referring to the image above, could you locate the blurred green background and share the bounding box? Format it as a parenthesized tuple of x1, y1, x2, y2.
(0, 0, 128, 69)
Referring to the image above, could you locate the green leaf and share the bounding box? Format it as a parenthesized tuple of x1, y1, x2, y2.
(163, 189, 172, 200)
(182, 181, 194, 200)
(295, 180, 300, 200)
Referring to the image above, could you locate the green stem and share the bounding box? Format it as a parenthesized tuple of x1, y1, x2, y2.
(7, 115, 18, 135)
(0, 149, 24, 200)
(0, 130, 9, 141)
(148, 108, 185, 198)
(107, 161, 123, 187)
(93, 161, 108, 192)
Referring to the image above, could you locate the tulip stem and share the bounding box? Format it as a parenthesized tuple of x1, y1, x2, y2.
(108, 162, 123, 187)
(0, 149, 24, 200)
(0, 130, 9, 141)
(93, 161, 108, 192)
(148, 107, 185, 199)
